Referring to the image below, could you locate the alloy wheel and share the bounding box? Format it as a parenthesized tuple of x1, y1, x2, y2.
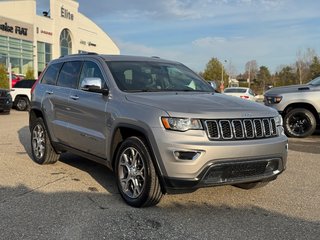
(32, 124, 46, 159)
(288, 113, 311, 135)
(118, 147, 146, 199)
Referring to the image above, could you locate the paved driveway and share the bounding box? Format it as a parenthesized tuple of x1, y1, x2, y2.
(0, 111, 319, 240)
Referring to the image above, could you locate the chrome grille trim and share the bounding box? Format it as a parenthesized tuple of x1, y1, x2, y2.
(232, 120, 244, 139)
(205, 118, 278, 141)
(219, 120, 233, 139)
(253, 119, 263, 138)
(243, 119, 254, 139)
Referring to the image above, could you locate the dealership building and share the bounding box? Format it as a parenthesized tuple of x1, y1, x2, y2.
(0, 0, 120, 78)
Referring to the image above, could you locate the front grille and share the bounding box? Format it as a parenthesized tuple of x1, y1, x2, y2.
(205, 118, 277, 140)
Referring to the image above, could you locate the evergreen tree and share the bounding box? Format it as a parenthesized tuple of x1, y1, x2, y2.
(309, 56, 320, 80)
(256, 66, 271, 93)
(202, 58, 228, 84)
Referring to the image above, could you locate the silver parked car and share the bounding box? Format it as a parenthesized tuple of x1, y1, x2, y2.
(264, 77, 320, 138)
(29, 54, 288, 207)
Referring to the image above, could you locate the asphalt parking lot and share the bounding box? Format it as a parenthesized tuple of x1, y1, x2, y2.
(0, 110, 319, 240)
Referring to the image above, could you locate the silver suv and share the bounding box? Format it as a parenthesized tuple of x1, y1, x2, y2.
(264, 77, 320, 138)
(29, 53, 288, 207)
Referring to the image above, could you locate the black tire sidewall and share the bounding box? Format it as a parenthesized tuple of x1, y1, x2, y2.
(16, 97, 28, 111)
(31, 118, 49, 164)
(115, 137, 153, 207)
(284, 108, 316, 138)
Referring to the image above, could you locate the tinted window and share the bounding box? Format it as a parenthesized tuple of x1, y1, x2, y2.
(79, 61, 105, 88)
(308, 76, 320, 86)
(41, 62, 63, 85)
(57, 61, 82, 89)
(224, 88, 246, 93)
(14, 80, 36, 88)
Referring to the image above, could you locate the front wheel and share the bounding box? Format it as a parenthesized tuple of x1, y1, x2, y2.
(284, 108, 316, 138)
(30, 118, 59, 164)
(115, 137, 163, 207)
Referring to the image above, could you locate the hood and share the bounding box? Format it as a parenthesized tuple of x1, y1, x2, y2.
(265, 84, 312, 95)
(126, 92, 277, 119)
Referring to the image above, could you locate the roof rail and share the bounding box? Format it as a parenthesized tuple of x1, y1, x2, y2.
(59, 52, 98, 58)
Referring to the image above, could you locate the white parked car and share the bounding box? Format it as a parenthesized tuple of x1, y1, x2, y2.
(223, 87, 256, 101)
(10, 79, 36, 111)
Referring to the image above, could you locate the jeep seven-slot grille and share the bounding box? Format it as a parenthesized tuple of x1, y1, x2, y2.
(205, 118, 277, 140)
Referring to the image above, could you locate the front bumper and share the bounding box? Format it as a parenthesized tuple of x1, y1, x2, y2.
(0, 98, 12, 112)
(151, 128, 288, 191)
(163, 157, 283, 191)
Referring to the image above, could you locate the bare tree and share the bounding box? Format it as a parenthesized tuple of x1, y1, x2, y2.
(245, 60, 258, 88)
(296, 48, 316, 84)
(226, 60, 237, 79)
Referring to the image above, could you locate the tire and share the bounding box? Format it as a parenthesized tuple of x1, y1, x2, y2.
(233, 181, 269, 190)
(15, 97, 29, 111)
(115, 136, 163, 207)
(30, 118, 59, 164)
(284, 108, 316, 138)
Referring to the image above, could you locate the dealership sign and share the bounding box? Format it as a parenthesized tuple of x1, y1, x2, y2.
(0, 17, 33, 41)
(0, 22, 28, 36)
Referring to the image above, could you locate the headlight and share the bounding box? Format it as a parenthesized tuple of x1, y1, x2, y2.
(274, 114, 285, 136)
(274, 114, 283, 126)
(265, 96, 282, 104)
(161, 117, 202, 131)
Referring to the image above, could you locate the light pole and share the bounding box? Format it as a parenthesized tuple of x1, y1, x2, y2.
(221, 60, 227, 92)
(248, 62, 251, 88)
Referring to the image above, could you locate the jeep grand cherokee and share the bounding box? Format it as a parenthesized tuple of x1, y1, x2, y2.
(29, 54, 288, 207)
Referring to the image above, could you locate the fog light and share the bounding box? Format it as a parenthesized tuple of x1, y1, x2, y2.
(173, 151, 201, 160)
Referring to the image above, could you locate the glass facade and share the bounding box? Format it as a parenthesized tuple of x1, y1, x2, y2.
(37, 41, 52, 73)
(0, 35, 33, 75)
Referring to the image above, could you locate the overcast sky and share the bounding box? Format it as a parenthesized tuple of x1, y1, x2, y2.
(37, 0, 320, 74)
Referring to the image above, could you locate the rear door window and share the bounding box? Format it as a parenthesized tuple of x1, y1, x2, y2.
(57, 61, 83, 89)
(41, 62, 63, 85)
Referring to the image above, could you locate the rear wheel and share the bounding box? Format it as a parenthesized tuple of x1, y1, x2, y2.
(16, 97, 29, 111)
(115, 136, 163, 207)
(30, 118, 59, 164)
(284, 108, 316, 138)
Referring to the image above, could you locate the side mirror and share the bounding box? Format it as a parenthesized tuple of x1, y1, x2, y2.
(207, 81, 217, 90)
(80, 77, 109, 95)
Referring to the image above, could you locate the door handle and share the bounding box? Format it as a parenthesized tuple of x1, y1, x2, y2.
(45, 90, 53, 95)
(70, 95, 79, 100)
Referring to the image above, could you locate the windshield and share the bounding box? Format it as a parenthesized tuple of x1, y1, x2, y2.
(308, 76, 320, 86)
(106, 61, 213, 92)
